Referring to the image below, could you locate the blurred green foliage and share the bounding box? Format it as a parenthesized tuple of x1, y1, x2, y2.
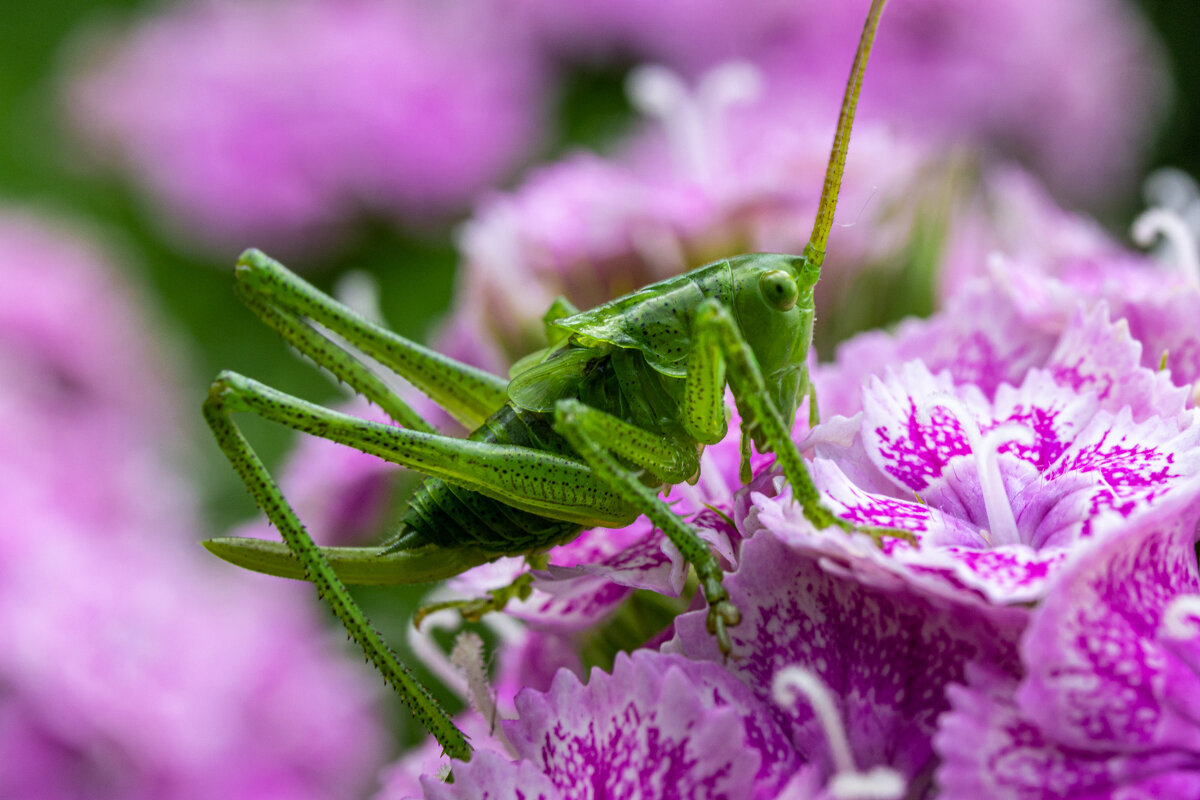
(1136, 1, 1200, 181)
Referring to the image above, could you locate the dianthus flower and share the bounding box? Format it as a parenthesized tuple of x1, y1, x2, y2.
(816, 169, 1200, 417)
(766, 305, 1200, 614)
(664, 528, 1021, 797)
(415, 650, 802, 800)
(935, 482, 1200, 797)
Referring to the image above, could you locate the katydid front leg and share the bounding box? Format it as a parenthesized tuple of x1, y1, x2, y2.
(687, 300, 916, 546)
(686, 298, 851, 533)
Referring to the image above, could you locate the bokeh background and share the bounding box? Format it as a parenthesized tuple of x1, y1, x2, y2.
(0, 0, 1196, 797)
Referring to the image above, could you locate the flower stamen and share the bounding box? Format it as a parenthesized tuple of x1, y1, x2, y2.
(1143, 167, 1200, 226)
(915, 394, 1033, 547)
(627, 61, 762, 186)
(1132, 207, 1200, 289)
(772, 666, 906, 800)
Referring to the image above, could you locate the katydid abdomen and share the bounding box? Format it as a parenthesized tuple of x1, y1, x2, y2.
(393, 344, 693, 555)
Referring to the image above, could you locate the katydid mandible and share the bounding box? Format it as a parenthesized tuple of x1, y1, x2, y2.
(204, 0, 890, 762)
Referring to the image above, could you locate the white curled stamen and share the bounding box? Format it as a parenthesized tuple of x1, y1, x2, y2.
(772, 667, 905, 800)
(627, 61, 762, 185)
(1161, 595, 1200, 641)
(1132, 207, 1200, 289)
(915, 394, 1033, 547)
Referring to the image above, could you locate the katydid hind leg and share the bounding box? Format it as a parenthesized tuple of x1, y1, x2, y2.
(236, 249, 508, 429)
(203, 376, 473, 761)
(205, 370, 635, 529)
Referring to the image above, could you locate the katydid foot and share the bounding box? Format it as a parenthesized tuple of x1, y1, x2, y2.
(413, 572, 536, 629)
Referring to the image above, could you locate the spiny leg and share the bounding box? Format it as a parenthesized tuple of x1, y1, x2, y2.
(688, 298, 853, 534)
(204, 371, 637, 581)
(552, 399, 739, 655)
(204, 380, 472, 761)
(236, 248, 508, 429)
(236, 287, 435, 433)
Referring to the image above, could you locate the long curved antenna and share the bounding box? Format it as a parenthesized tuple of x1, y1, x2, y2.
(804, 0, 888, 270)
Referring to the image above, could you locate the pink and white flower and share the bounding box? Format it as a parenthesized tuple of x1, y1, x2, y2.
(935, 482, 1200, 798)
(762, 306, 1200, 610)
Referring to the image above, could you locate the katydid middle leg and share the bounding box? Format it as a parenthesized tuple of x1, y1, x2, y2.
(551, 400, 741, 654)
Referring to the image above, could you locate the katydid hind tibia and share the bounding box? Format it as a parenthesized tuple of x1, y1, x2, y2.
(203, 0, 890, 762)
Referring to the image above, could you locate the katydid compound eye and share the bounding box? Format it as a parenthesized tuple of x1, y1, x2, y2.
(759, 270, 799, 311)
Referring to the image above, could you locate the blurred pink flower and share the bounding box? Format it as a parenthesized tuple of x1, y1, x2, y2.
(0, 210, 189, 534)
(0, 210, 177, 432)
(0, 209, 388, 799)
(0, 520, 386, 800)
(516, 0, 1167, 203)
(64, 0, 545, 259)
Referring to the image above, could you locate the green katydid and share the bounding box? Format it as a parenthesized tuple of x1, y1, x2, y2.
(204, 0, 890, 761)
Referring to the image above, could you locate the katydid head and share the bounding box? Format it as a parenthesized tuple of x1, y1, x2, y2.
(729, 252, 815, 431)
